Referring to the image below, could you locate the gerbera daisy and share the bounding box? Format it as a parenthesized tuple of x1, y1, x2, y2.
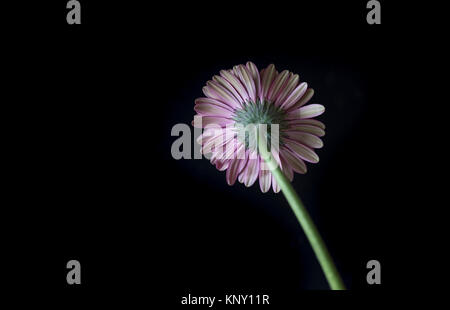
(193, 62, 325, 193)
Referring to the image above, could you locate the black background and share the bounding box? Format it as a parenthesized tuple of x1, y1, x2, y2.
(6, 0, 423, 307)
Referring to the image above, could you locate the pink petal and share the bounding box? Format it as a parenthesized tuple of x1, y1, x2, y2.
(210, 152, 219, 164)
(233, 141, 246, 160)
(259, 68, 265, 95)
(238, 173, 245, 184)
(222, 138, 246, 161)
(271, 147, 282, 169)
(284, 131, 324, 149)
(282, 164, 294, 181)
(211, 151, 230, 170)
(287, 88, 314, 111)
(201, 129, 234, 154)
(286, 118, 326, 130)
(196, 128, 219, 145)
(237, 150, 250, 184)
(243, 151, 260, 187)
(215, 159, 230, 171)
(280, 147, 307, 174)
(194, 103, 234, 117)
(275, 73, 299, 107)
(298, 104, 325, 119)
(195, 97, 234, 112)
(259, 168, 272, 193)
(285, 138, 319, 163)
(267, 70, 289, 103)
(220, 70, 250, 103)
(212, 75, 246, 105)
(239, 150, 249, 170)
(272, 174, 280, 193)
(246, 61, 262, 99)
(192, 116, 233, 128)
(223, 139, 238, 160)
(286, 124, 325, 137)
(260, 64, 276, 99)
(234, 65, 256, 103)
(280, 82, 307, 110)
(226, 159, 241, 185)
(203, 81, 241, 109)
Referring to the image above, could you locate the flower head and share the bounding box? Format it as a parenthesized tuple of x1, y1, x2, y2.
(193, 62, 325, 193)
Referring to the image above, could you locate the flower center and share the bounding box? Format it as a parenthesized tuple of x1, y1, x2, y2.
(232, 100, 287, 151)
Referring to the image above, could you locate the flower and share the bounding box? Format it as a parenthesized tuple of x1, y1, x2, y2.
(193, 62, 325, 193)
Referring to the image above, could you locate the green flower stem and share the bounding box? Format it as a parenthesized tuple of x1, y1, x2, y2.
(258, 133, 346, 290)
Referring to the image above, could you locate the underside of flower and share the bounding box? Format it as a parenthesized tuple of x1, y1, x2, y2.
(193, 62, 325, 193)
(232, 99, 286, 151)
